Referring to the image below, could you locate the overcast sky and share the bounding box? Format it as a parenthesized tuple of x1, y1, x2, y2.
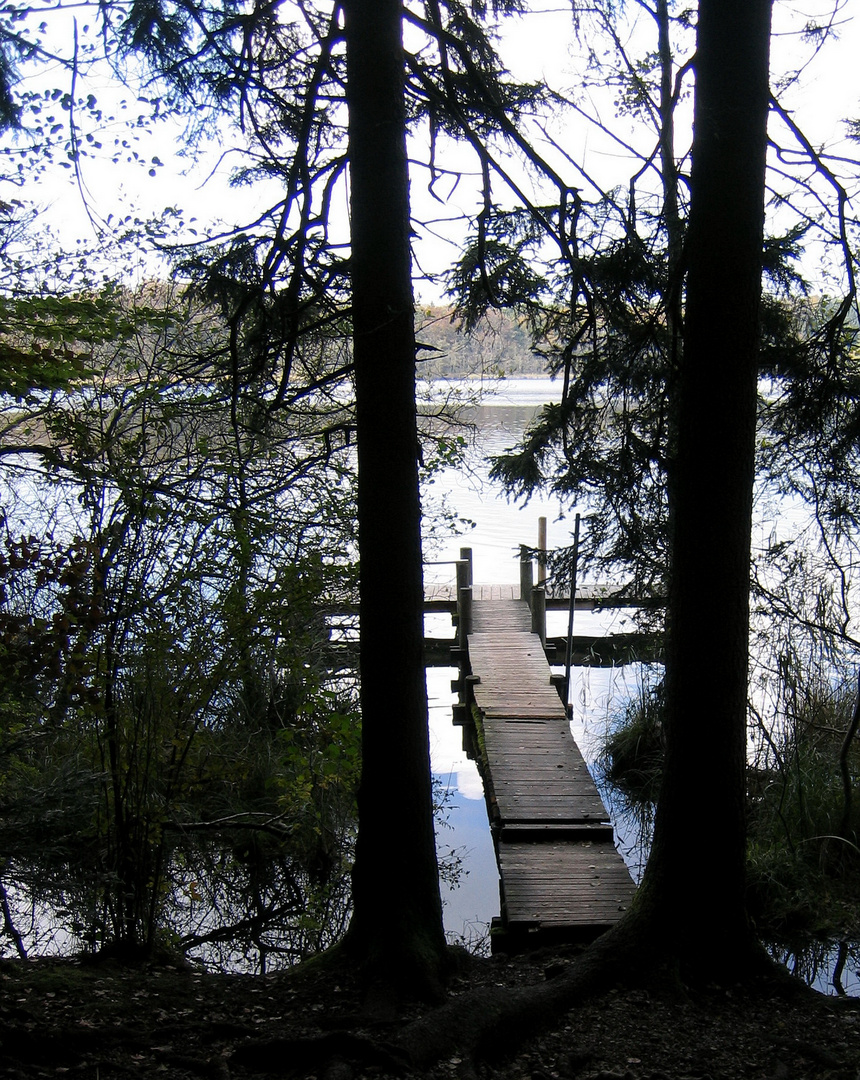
(3, 1, 858, 296)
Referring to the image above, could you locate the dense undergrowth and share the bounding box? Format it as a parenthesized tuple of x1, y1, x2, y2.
(597, 676, 860, 945)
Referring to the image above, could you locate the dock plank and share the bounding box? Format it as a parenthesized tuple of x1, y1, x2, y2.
(464, 594, 636, 949)
(499, 842, 635, 929)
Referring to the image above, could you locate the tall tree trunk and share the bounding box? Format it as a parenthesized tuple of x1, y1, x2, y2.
(341, 0, 448, 999)
(616, 0, 774, 981)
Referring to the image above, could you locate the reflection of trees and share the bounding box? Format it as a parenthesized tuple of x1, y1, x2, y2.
(0, 283, 361, 965)
(171, 836, 354, 973)
(767, 938, 860, 998)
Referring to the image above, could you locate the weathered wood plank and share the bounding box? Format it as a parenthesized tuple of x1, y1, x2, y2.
(486, 751, 592, 768)
(425, 581, 661, 608)
(495, 800, 608, 822)
(499, 841, 636, 929)
(491, 772, 597, 787)
(499, 822, 614, 841)
(475, 703, 565, 719)
(463, 594, 636, 948)
(483, 732, 574, 749)
(493, 785, 606, 802)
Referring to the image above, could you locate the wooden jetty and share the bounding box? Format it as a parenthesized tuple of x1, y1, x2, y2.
(452, 558, 637, 951)
(424, 543, 663, 667)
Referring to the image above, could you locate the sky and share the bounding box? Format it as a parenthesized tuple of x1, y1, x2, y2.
(2, 2, 859, 296)
(0, 3, 851, 308)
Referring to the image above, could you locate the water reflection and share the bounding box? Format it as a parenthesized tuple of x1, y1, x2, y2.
(1, 840, 353, 974)
(768, 939, 860, 997)
(423, 380, 567, 587)
(424, 378, 860, 996)
(428, 661, 499, 949)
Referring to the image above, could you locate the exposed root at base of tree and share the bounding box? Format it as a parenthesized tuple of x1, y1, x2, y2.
(390, 925, 813, 1071)
(230, 927, 845, 1077)
(2, 943, 859, 1080)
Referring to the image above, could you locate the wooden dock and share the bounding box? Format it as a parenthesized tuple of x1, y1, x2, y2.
(424, 581, 658, 610)
(460, 594, 636, 951)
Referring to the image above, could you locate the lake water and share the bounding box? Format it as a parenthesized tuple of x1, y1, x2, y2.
(422, 378, 650, 947)
(424, 378, 860, 997)
(5, 376, 854, 991)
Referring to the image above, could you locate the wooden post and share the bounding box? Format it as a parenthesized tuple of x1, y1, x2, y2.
(520, 544, 534, 606)
(458, 585, 472, 647)
(537, 516, 547, 585)
(564, 513, 582, 714)
(456, 548, 472, 645)
(531, 584, 546, 645)
(456, 555, 471, 598)
(459, 547, 473, 587)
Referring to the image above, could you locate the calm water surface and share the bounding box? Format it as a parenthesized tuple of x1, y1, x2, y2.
(424, 379, 860, 996)
(422, 379, 648, 948)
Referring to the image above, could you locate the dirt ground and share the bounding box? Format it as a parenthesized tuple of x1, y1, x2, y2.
(1, 947, 859, 1080)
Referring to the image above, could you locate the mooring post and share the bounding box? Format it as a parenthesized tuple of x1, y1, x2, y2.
(456, 548, 473, 645)
(459, 546, 473, 588)
(458, 583, 472, 648)
(531, 584, 546, 645)
(563, 514, 582, 713)
(520, 544, 534, 606)
(537, 516, 547, 585)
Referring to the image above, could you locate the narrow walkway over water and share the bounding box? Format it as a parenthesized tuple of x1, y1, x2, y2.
(460, 592, 636, 951)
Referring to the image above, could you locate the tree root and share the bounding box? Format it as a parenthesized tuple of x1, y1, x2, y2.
(230, 1032, 410, 1077)
(394, 933, 625, 1070)
(392, 919, 831, 1072)
(231, 924, 840, 1077)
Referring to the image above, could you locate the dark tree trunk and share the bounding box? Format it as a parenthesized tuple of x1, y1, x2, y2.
(341, 0, 448, 998)
(619, 0, 774, 979)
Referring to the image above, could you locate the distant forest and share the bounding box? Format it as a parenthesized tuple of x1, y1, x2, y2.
(415, 306, 549, 378)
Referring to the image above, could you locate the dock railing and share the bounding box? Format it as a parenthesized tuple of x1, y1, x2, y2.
(424, 533, 663, 673)
(520, 543, 546, 645)
(424, 548, 473, 649)
(455, 547, 473, 646)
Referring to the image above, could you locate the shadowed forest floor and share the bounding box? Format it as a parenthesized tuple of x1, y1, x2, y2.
(1, 948, 859, 1079)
